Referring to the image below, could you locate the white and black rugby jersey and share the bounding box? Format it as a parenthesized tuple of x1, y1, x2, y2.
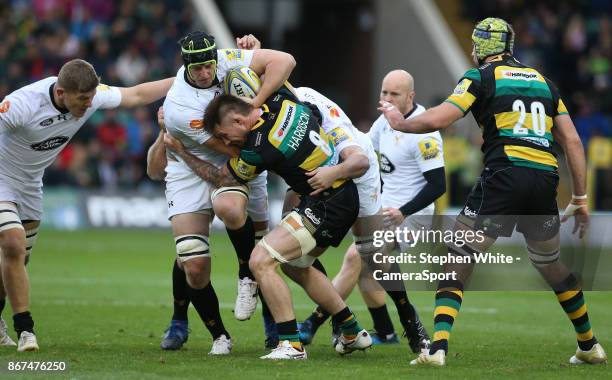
(0, 77, 122, 185)
(163, 49, 254, 168)
(368, 104, 445, 209)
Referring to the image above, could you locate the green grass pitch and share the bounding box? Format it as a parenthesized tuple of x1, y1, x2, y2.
(0, 229, 609, 379)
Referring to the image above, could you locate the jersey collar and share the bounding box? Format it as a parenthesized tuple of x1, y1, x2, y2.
(403, 102, 418, 119)
(49, 83, 70, 114)
(250, 106, 268, 131)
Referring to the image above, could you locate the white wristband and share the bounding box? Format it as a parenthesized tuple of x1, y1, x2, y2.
(572, 194, 588, 200)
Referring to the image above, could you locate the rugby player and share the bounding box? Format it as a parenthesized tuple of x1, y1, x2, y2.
(164, 89, 372, 360)
(297, 71, 444, 351)
(0, 59, 173, 351)
(234, 36, 431, 353)
(380, 18, 607, 366)
(146, 31, 295, 354)
(287, 86, 433, 352)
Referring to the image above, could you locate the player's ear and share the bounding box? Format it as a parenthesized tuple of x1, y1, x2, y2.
(55, 86, 65, 97)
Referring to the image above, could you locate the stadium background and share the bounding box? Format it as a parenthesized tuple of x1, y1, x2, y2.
(0, 0, 610, 378)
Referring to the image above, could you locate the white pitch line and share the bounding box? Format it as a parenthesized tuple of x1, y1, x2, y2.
(34, 299, 498, 314)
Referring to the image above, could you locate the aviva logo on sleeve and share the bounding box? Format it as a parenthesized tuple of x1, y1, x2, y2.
(418, 138, 440, 160)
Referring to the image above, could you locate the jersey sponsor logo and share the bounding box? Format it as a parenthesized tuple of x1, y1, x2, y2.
(452, 79, 472, 96)
(287, 112, 310, 151)
(272, 102, 296, 143)
(255, 131, 263, 147)
(39, 118, 54, 127)
(418, 138, 439, 160)
(501, 70, 539, 81)
(235, 160, 256, 178)
(542, 215, 558, 229)
(329, 127, 350, 146)
(304, 208, 321, 226)
(320, 229, 333, 238)
(463, 206, 477, 218)
(329, 107, 340, 118)
(30, 136, 69, 151)
(189, 120, 204, 129)
(0, 100, 10, 113)
(222, 49, 243, 61)
(379, 153, 395, 173)
(517, 136, 550, 148)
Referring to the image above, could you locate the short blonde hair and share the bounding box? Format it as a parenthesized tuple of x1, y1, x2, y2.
(57, 59, 100, 93)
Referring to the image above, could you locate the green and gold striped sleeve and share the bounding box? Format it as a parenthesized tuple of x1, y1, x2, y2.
(445, 68, 481, 114)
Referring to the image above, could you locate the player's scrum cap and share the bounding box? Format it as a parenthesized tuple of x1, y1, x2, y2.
(472, 17, 514, 61)
(178, 31, 217, 73)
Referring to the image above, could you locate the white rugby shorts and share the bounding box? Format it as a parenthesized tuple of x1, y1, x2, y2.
(0, 176, 43, 221)
(165, 161, 269, 221)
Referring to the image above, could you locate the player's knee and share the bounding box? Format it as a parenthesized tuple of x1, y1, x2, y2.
(343, 245, 362, 270)
(212, 188, 248, 229)
(213, 198, 246, 228)
(0, 206, 26, 258)
(182, 259, 210, 288)
(249, 243, 275, 275)
(0, 233, 26, 259)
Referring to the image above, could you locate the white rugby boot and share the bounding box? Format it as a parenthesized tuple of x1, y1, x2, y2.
(0, 318, 16, 346)
(410, 349, 446, 366)
(234, 277, 258, 321)
(260, 340, 307, 360)
(335, 329, 372, 355)
(17, 331, 39, 352)
(569, 343, 607, 364)
(209, 334, 232, 355)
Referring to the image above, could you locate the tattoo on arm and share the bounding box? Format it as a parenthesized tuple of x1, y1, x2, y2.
(179, 150, 240, 188)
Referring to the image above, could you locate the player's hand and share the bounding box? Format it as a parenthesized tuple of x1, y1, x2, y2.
(382, 207, 405, 228)
(157, 106, 166, 131)
(561, 196, 589, 239)
(377, 100, 404, 131)
(306, 167, 339, 195)
(250, 95, 264, 109)
(163, 133, 186, 155)
(236, 34, 261, 50)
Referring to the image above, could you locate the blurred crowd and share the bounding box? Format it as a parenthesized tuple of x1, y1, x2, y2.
(0, 0, 610, 207)
(0, 0, 195, 190)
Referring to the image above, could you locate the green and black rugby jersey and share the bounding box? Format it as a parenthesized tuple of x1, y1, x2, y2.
(445, 54, 569, 172)
(227, 87, 343, 195)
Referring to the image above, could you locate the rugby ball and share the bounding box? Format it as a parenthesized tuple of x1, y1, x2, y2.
(222, 66, 261, 98)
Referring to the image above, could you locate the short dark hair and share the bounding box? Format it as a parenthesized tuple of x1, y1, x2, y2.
(203, 95, 254, 133)
(57, 59, 100, 93)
